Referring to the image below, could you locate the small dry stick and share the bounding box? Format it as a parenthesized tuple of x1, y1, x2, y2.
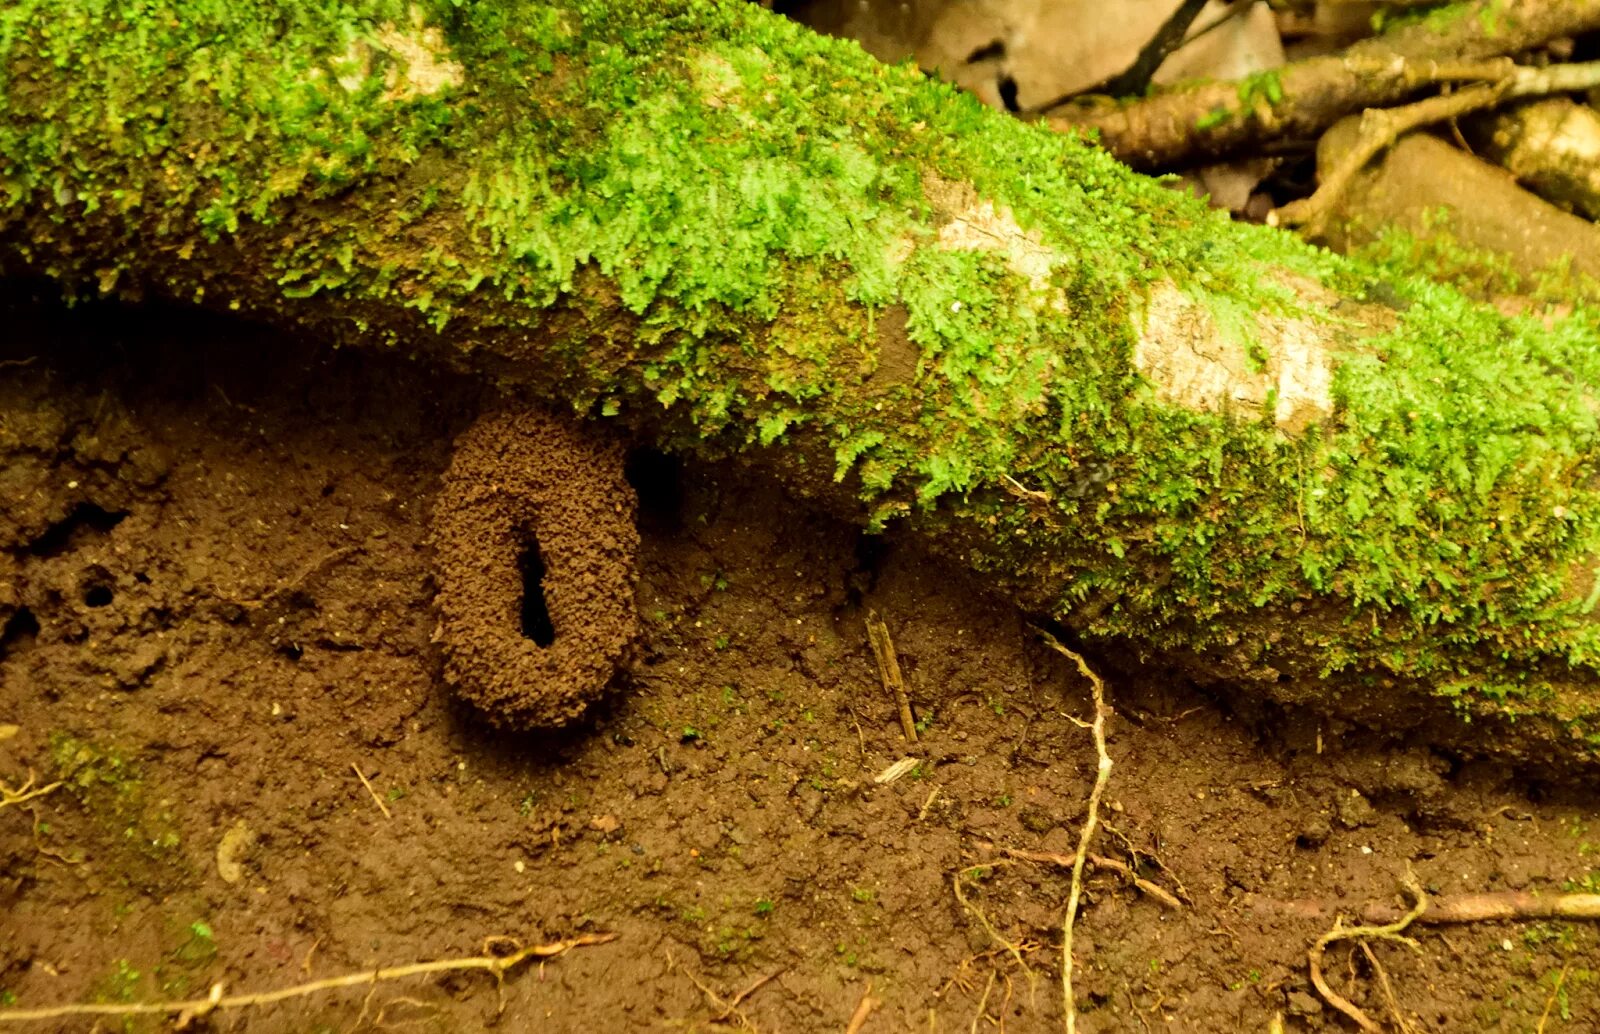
(1037, 634, 1113, 1034)
(351, 764, 392, 820)
(0, 934, 616, 1026)
(844, 981, 879, 1034)
(866, 610, 918, 743)
(0, 772, 62, 813)
(1537, 962, 1573, 1034)
(1308, 873, 1428, 1034)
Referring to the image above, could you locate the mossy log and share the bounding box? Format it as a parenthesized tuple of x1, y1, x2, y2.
(5, 0, 1600, 766)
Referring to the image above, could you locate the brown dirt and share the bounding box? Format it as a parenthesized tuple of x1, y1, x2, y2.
(1, 293, 1598, 1033)
(432, 408, 639, 729)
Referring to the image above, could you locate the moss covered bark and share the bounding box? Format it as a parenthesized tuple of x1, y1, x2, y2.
(4, 0, 1600, 766)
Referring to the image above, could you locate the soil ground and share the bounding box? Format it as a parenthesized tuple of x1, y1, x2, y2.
(2, 294, 1598, 1033)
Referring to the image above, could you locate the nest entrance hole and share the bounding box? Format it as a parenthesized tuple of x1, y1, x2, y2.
(518, 540, 556, 647)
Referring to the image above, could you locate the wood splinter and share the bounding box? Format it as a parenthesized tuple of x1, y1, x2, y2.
(865, 610, 918, 744)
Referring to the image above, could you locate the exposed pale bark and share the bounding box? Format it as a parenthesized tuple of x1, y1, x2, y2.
(4, 0, 1600, 766)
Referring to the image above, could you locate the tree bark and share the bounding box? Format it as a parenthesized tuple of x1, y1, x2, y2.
(4, 0, 1600, 767)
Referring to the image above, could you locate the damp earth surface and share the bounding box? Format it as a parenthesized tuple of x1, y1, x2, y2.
(2, 296, 1599, 1032)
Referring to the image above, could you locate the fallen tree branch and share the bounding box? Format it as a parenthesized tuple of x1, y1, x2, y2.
(0, 934, 617, 1027)
(1045, 0, 1600, 168)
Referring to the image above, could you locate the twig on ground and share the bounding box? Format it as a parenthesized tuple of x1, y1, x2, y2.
(0, 934, 617, 1026)
(351, 764, 392, 820)
(1036, 634, 1113, 1034)
(844, 981, 879, 1034)
(1103, 821, 1191, 905)
(1538, 962, 1572, 1034)
(865, 610, 918, 743)
(0, 771, 62, 813)
(1100, 825, 1190, 909)
(1307, 872, 1427, 1033)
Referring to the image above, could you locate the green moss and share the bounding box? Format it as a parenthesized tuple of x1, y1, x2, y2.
(49, 733, 186, 883)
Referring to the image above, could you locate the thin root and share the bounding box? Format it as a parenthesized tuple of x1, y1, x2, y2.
(844, 981, 879, 1034)
(0, 934, 617, 1026)
(1037, 633, 1114, 1034)
(1307, 871, 1427, 1033)
(952, 861, 1037, 1006)
(0, 771, 62, 813)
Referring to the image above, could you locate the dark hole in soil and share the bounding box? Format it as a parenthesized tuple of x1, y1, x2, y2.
(1, 607, 40, 655)
(83, 584, 113, 608)
(846, 530, 891, 608)
(518, 543, 556, 647)
(625, 447, 684, 533)
(28, 503, 128, 557)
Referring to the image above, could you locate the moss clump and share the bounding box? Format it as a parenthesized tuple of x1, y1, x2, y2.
(49, 733, 186, 887)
